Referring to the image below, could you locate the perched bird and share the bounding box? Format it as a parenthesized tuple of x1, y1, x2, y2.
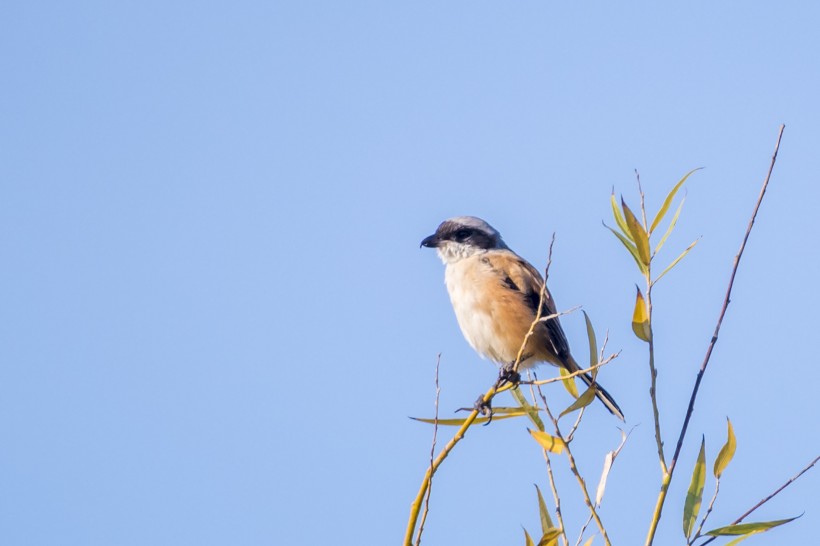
(421, 216, 624, 420)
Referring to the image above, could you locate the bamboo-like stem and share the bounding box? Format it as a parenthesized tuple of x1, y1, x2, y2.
(643, 124, 785, 546)
(403, 380, 503, 546)
(646, 281, 666, 474)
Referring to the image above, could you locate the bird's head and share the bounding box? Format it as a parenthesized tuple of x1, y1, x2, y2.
(420, 216, 508, 264)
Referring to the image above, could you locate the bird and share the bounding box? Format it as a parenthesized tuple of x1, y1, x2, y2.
(421, 216, 624, 420)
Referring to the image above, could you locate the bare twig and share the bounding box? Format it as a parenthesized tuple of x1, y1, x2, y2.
(513, 234, 556, 374)
(414, 354, 442, 546)
(523, 351, 620, 387)
(644, 124, 786, 546)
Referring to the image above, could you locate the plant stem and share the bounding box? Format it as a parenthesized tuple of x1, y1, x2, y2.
(642, 124, 785, 546)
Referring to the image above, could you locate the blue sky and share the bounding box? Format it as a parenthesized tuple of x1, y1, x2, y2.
(1, 2, 818, 545)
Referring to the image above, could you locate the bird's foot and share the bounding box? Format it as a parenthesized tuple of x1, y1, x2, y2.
(498, 362, 521, 387)
(457, 394, 494, 425)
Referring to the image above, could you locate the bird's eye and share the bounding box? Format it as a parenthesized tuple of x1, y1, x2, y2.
(454, 229, 471, 241)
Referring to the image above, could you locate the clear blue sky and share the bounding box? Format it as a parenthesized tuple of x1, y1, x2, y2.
(1, 2, 818, 545)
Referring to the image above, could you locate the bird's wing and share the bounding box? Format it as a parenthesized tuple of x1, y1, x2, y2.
(483, 251, 572, 364)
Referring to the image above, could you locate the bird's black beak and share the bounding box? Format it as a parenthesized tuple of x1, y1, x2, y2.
(420, 234, 439, 248)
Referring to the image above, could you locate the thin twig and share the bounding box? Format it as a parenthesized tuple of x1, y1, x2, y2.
(575, 514, 594, 546)
(414, 354, 442, 546)
(692, 479, 720, 544)
(544, 450, 569, 546)
(523, 351, 620, 387)
(534, 381, 612, 546)
(513, 234, 556, 374)
(698, 455, 819, 546)
(644, 124, 786, 546)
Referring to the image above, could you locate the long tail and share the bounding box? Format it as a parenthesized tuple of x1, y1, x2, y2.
(566, 356, 625, 421)
(579, 372, 625, 421)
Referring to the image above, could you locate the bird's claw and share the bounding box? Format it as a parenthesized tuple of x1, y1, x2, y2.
(457, 394, 494, 425)
(498, 362, 521, 387)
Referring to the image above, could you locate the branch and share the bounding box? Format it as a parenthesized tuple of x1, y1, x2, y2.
(644, 124, 786, 546)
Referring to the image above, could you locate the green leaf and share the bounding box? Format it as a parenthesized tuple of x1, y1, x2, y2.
(523, 527, 535, 546)
(536, 528, 562, 546)
(605, 223, 648, 274)
(583, 311, 598, 378)
(411, 408, 527, 426)
(535, 484, 554, 532)
(653, 238, 699, 285)
(558, 367, 580, 399)
(610, 192, 631, 239)
(654, 195, 686, 255)
(683, 437, 707, 539)
(650, 168, 700, 234)
(706, 515, 801, 536)
(631, 286, 651, 342)
(559, 386, 596, 418)
(714, 418, 737, 478)
(622, 199, 651, 266)
(529, 429, 566, 454)
(512, 387, 546, 432)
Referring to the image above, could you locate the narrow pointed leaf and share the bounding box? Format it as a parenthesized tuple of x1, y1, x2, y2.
(411, 409, 527, 426)
(622, 199, 651, 266)
(559, 386, 596, 418)
(512, 387, 546, 432)
(706, 516, 801, 536)
(714, 418, 737, 478)
(654, 195, 686, 255)
(605, 223, 648, 274)
(529, 429, 566, 454)
(536, 528, 562, 546)
(523, 527, 535, 546)
(558, 367, 580, 399)
(583, 311, 598, 378)
(683, 437, 707, 539)
(610, 192, 631, 239)
(583, 537, 595, 546)
(650, 168, 700, 234)
(631, 286, 651, 342)
(535, 484, 554, 531)
(654, 238, 698, 285)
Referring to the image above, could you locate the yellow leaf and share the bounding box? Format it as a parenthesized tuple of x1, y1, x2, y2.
(604, 223, 647, 274)
(529, 429, 566, 454)
(683, 437, 707, 539)
(706, 515, 801, 536)
(536, 528, 562, 546)
(610, 192, 631, 239)
(523, 527, 535, 546)
(535, 484, 554, 532)
(583, 537, 595, 546)
(622, 199, 651, 266)
(583, 311, 598, 378)
(631, 286, 651, 342)
(511, 387, 546, 432)
(558, 367, 579, 399)
(654, 238, 699, 285)
(410, 410, 527, 426)
(714, 418, 737, 478)
(559, 386, 596, 418)
(649, 168, 700, 234)
(654, 195, 686, 255)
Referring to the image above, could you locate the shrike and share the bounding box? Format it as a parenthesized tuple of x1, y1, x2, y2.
(421, 216, 624, 420)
